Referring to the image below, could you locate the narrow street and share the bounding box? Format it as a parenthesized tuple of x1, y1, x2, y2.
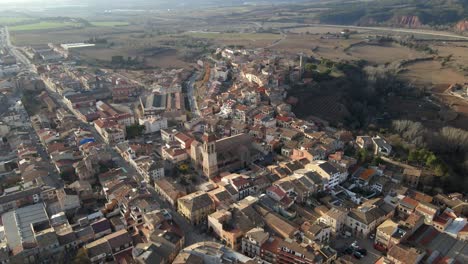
(186, 71, 201, 117)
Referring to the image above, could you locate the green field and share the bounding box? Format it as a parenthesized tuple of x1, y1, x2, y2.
(9, 21, 82, 32)
(0, 17, 34, 25)
(90, 21, 130, 27)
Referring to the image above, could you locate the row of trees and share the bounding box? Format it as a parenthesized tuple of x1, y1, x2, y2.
(392, 120, 468, 154)
(392, 119, 468, 190)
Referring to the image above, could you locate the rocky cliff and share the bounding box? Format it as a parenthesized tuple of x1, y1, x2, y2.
(392, 16, 423, 28)
(455, 20, 468, 32)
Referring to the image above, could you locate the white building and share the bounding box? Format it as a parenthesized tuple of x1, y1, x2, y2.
(139, 115, 168, 134)
(305, 161, 342, 190)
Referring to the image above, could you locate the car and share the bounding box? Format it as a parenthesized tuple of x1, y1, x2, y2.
(369, 233, 375, 240)
(357, 248, 367, 256)
(344, 247, 354, 254)
(353, 251, 363, 259)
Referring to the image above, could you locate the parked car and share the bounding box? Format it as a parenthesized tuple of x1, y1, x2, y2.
(353, 251, 363, 259)
(369, 233, 375, 240)
(357, 248, 367, 256)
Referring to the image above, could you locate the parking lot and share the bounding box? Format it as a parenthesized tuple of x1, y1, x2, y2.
(331, 234, 384, 264)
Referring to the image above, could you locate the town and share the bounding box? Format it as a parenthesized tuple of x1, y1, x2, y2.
(0, 21, 467, 264)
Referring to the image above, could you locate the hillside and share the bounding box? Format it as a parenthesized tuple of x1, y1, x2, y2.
(318, 0, 468, 31)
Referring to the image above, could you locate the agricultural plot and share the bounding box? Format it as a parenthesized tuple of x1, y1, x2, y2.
(90, 21, 130, 27)
(9, 21, 83, 32)
(348, 43, 423, 65)
(400, 60, 467, 88)
(0, 17, 34, 25)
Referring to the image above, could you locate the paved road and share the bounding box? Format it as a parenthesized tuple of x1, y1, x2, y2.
(1, 27, 36, 72)
(306, 24, 468, 40)
(331, 235, 383, 264)
(186, 71, 201, 117)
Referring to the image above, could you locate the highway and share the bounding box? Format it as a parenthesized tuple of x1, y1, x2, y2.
(1, 27, 36, 72)
(306, 24, 468, 40)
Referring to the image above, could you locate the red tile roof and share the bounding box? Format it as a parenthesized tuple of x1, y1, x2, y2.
(267, 185, 286, 199)
(276, 116, 292, 122)
(401, 196, 420, 209)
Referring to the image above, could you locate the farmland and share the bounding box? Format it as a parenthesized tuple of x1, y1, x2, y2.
(0, 17, 34, 25)
(90, 21, 130, 27)
(400, 60, 467, 88)
(347, 43, 422, 65)
(9, 21, 83, 32)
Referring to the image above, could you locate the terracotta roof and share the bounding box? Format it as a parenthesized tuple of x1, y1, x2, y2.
(267, 185, 286, 199)
(276, 116, 292, 122)
(400, 196, 419, 209)
(359, 168, 376, 181)
(106, 229, 132, 249)
(387, 244, 424, 264)
(409, 190, 433, 203)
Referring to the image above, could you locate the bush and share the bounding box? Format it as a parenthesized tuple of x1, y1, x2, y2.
(126, 124, 145, 139)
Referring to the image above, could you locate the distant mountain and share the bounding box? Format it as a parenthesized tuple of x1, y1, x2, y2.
(318, 0, 468, 31)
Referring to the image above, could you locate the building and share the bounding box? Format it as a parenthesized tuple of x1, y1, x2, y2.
(374, 213, 425, 251)
(139, 115, 168, 134)
(386, 244, 425, 264)
(346, 198, 395, 237)
(375, 219, 399, 250)
(2, 203, 62, 263)
(192, 130, 257, 179)
(260, 236, 336, 264)
(84, 229, 133, 263)
(242, 227, 269, 258)
(305, 161, 342, 190)
(356, 136, 373, 149)
(94, 119, 126, 144)
(402, 168, 422, 188)
(301, 222, 331, 244)
(207, 197, 263, 250)
(2, 203, 48, 249)
(154, 179, 186, 207)
(372, 136, 392, 156)
(319, 208, 348, 235)
(173, 241, 254, 264)
(177, 191, 215, 225)
(96, 101, 135, 126)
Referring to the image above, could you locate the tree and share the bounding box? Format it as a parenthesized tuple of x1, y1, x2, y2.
(304, 63, 317, 72)
(126, 124, 145, 139)
(73, 248, 91, 264)
(111, 55, 124, 64)
(356, 148, 369, 163)
(371, 156, 383, 166)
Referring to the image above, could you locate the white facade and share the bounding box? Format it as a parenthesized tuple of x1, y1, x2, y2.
(139, 115, 168, 134)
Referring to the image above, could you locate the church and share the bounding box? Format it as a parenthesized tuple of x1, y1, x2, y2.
(190, 129, 258, 179)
